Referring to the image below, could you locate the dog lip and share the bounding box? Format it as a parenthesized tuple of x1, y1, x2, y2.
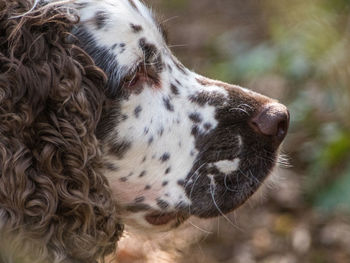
(145, 211, 189, 226)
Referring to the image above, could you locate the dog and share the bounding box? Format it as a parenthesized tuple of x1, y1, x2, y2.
(0, 0, 289, 262)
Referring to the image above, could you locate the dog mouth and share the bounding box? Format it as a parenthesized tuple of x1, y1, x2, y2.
(145, 211, 189, 226)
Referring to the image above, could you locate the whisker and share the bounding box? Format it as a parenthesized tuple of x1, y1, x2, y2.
(223, 173, 239, 192)
(160, 15, 179, 25)
(253, 149, 292, 169)
(168, 44, 188, 48)
(209, 176, 243, 231)
(188, 170, 203, 199)
(187, 173, 202, 215)
(187, 220, 213, 234)
(184, 162, 207, 188)
(228, 107, 249, 115)
(247, 170, 261, 185)
(277, 153, 292, 168)
(238, 103, 253, 110)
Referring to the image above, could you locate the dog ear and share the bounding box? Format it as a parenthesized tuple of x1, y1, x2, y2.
(0, 1, 123, 262)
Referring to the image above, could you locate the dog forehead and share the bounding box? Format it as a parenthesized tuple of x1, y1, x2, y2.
(74, 0, 155, 27)
(72, 0, 165, 67)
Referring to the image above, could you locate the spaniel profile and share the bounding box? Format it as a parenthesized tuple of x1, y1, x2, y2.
(0, 0, 289, 262)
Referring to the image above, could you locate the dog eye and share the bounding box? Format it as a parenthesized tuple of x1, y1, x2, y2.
(122, 66, 159, 89)
(123, 72, 139, 87)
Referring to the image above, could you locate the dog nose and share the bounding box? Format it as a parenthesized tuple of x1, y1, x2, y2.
(250, 103, 290, 144)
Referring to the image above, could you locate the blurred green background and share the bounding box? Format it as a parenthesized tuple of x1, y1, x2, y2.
(141, 0, 350, 262)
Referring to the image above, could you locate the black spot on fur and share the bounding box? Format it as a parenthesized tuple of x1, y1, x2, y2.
(189, 113, 202, 123)
(160, 153, 170, 162)
(111, 43, 126, 54)
(139, 170, 146, 177)
(165, 167, 171, 174)
(126, 204, 151, 212)
(105, 162, 118, 171)
(162, 181, 168, 186)
(148, 136, 154, 145)
(95, 11, 108, 30)
(177, 180, 185, 186)
(109, 141, 131, 159)
(189, 92, 224, 107)
(145, 185, 151, 190)
(144, 127, 149, 135)
(156, 199, 169, 209)
(120, 177, 128, 182)
(204, 122, 213, 130)
(170, 84, 179, 95)
(130, 23, 143, 33)
(134, 105, 142, 118)
(189, 94, 207, 106)
(158, 127, 164, 136)
(134, 196, 145, 203)
(163, 97, 174, 112)
(191, 125, 199, 137)
(167, 64, 173, 72)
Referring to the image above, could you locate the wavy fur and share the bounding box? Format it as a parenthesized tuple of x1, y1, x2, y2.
(0, 1, 123, 262)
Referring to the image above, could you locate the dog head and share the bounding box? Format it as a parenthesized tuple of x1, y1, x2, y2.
(70, 0, 290, 230)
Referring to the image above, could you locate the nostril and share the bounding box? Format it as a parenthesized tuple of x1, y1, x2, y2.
(250, 103, 290, 144)
(276, 119, 288, 138)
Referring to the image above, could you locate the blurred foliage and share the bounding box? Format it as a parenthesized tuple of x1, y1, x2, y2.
(199, 0, 350, 212)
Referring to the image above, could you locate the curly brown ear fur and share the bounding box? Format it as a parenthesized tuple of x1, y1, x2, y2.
(0, 1, 123, 262)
